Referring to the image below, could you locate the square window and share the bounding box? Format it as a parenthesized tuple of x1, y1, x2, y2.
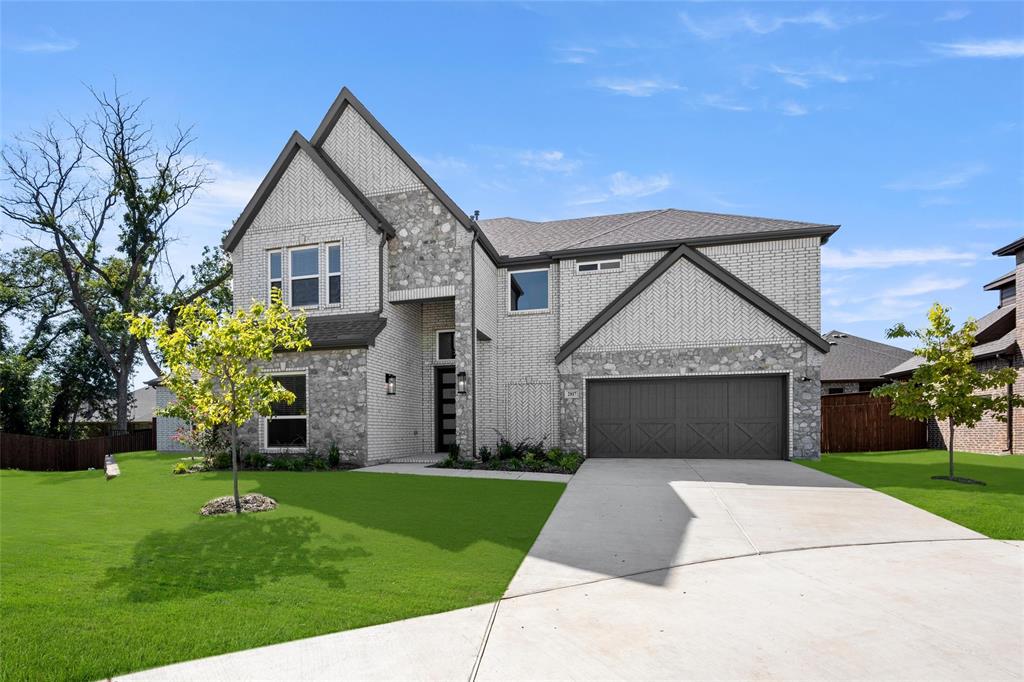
(289, 247, 319, 307)
(509, 269, 549, 312)
(291, 278, 319, 307)
(290, 248, 318, 278)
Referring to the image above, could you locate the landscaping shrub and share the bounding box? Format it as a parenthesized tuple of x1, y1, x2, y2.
(327, 443, 341, 468)
(477, 445, 492, 463)
(172, 462, 188, 475)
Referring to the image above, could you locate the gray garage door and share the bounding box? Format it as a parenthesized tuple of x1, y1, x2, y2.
(587, 376, 787, 459)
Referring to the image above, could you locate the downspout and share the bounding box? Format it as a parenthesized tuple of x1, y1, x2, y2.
(470, 226, 478, 460)
(377, 232, 386, 315)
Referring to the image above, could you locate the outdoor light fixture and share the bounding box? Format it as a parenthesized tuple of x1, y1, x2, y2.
(385, 373, 396, 395)
(456, 371, 467, 394)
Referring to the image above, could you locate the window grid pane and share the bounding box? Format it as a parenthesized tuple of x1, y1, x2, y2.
(271, 375, 307, 416)
(290, 248, 319, 277)
(329, 275, 341, 304)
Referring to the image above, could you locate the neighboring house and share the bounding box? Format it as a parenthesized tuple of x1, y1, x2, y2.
(884, 237, 1024, 454)
(79, 385, 156, 436)
(820, 331, 913, 395)
(155, 87, 837, 462)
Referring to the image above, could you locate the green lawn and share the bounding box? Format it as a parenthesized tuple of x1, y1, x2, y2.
(800, 449, 1024, 540)
(0, 451, 564, 681)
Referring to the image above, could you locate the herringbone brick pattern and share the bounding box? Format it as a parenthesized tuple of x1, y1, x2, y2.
(322, 106, 422, 197)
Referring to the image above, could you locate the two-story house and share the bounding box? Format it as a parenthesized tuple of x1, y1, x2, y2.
(155, 87, 837, 462)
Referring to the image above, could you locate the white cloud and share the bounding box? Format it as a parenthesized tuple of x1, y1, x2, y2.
(570, 171, 672, 205)
(173, 160, 260, 234)
(11, 29, 78, 54)
(822, 246, 978, 270)
(932, 39, 1024, 58)
(779, 101, 809, 116)
(418, 154, 470, 173)
(885, 163, 987, 191)
(935, 8, 970, 22)
(553, 46, 597, 65)
(965, 218, 1023, 231)
(879, 275, 969, 298)
(679, 9, 876, 40)
(517, 150, 581, 173)
(591, 77, 682, 97)
(701, 93, 750, 112)
(825, 275, 968, 323)
(769, 64, 853, 88)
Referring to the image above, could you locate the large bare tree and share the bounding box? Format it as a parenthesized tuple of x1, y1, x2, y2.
(1, 86, 231, 432)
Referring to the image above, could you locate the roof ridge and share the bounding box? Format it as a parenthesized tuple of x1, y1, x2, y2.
(556, 208, 673, 251)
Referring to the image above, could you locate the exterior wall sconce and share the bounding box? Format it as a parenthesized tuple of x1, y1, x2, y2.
(385, 373, 397, 395)
(456, 371, 468, 394)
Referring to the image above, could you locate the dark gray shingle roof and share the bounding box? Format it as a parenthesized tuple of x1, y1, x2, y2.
(821, 331, 914, 382)
(477, 208, 837, 259)
(305, 313, 387, 350)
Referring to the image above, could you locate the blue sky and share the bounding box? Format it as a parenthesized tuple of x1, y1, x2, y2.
(3, 2, 1023, 375)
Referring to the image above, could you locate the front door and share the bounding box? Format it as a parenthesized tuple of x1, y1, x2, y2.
(434, 367, 457, 453)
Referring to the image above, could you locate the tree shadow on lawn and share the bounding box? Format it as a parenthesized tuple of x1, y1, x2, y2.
(97, 515, 369, 603)
(248, 472, 564, 555)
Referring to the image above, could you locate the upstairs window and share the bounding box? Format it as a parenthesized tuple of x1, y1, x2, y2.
(290, 247, 319, 307)
(577, 257, 621, 273)
(266, 374, 307, 448)
(328, 244, 342, 305)
(509, 268, 550, 312)
(268, 251, 282, 300)
(437, 330, 455, 360)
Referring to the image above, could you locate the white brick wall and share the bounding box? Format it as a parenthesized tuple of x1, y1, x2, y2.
(493, 265, 561, 447)
(581, 255, 798, 351)
(321, 106, 423, 197)
(699, 237, 820, 331)
(559, 251, 667, 344)
(475, 242, 499, 341)
(231, 149, 381, 316)
(154, 386, 189, 452)
(366, 297, 424, 464)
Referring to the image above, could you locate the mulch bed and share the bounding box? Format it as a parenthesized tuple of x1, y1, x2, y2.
(200, 493, 278, 516)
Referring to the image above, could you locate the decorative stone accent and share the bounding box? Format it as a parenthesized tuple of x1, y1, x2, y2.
(560, 342, 824, 459)
(238, 349, 368, 461)
(374, 188, 460, 293)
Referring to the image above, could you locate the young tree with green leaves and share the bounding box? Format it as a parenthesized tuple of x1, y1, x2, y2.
(872, 303, 1020, 484)
(128, 290, 309, 513)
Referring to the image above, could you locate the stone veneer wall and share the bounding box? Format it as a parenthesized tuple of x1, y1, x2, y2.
(927, 351, 1024, 454)
(154, 386, 189, 453)
(237, 349, 368, 460)
(559, 343, 824, 459)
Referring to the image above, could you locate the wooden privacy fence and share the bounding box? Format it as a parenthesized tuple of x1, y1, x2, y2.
(0, 430, 155, 471)
(821, 392, 926, 452)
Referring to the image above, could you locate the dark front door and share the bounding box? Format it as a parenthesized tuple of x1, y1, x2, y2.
(587, 375, 786, 459)
(434, 367, 457, 453)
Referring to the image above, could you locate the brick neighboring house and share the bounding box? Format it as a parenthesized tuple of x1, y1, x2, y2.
(820, 331, 913, 395)
(884, 237, 1024, 455)
(155, 87, 837, 462)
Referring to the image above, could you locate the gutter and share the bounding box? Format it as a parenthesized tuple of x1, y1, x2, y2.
(470, 228, 478, 460)
(377, 233, 386, 316)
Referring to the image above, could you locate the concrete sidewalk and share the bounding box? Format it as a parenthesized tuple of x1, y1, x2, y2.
(119, 459, 1024, 681)
(355, 461, 572, 482)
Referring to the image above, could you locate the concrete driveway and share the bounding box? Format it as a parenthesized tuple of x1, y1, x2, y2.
(122, 459, 1024, 681)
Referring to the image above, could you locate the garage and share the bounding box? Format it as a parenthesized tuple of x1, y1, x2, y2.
(586, 375, 787, 459)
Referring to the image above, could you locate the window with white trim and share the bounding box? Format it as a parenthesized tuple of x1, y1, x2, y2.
(268, 251, 282, 301)
(289, 247, 319, 307)
(576, 257, 621, 273)
(509, 268, 549, 312)
(327, 244, 342, 305)
(266, 374, 307, 448)
(436, 330, 455, 361)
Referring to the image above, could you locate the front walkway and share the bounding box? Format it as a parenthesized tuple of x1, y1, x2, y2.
(354, 461, 572, 483)
(120, 459, 1024, 681)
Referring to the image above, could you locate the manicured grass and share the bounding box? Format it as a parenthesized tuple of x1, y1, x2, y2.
(0, 452, 564, 681)
(800, 449, 1024, 540)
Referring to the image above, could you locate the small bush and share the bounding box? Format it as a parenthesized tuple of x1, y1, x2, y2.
(477, 445, 492, 463)
(270, 457, 290, 471)
(523, 453, 546, 472)
(172, 462, 188, 475)
(244, 451, 268, 470)
(288, 458, 304, 472)
(554, 450, 584, 473)
(211, 451, 232, 470)
(328, 443, 341, 468)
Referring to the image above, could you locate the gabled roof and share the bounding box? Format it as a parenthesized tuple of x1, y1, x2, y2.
(479, 209, 838, 260)
(555, 243, 831, 363)
(222, 131, 393, 253)
(994, 236, 1024, 257)
(310, 87, 484, 231)
(983, 269, 1016, 291)
(303, 312, 387, 350)
(820, 331, 914, 382)
(884, 330, 1017, 378)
